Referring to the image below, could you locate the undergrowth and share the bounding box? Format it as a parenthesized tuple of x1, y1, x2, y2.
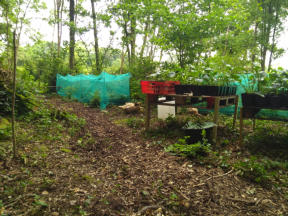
(0, 101, 88, 215)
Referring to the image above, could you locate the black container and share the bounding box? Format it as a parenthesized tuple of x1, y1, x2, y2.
(254, 93, 266, 108)
(218, 86, 225, 96)
(190, 85, 200, 96)
(224, 86, 230, 96)
(202, 86, 219, 96)
(280, 94, 288, 107)
(242, 93, 256, 107)
(182, 122, 214, 144)
(221, 86, 231, 96)
(266, 94, 282, 108)
(175, 85, 185, 94)
(231, 86, 237, 95)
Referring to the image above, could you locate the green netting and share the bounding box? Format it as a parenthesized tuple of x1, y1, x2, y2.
(56, 72, 131, 109)
(197, 74, 288, 120)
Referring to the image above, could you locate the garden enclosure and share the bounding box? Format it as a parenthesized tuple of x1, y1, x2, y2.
(56, 72, 131, 109)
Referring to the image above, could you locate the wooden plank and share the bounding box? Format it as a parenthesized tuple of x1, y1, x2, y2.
(145, 94, 151, 130)
(239, 107, 244, 146)
(252, 119, 256, 131)
(233, 95, 239, 128)
(212, 97, 220, 143)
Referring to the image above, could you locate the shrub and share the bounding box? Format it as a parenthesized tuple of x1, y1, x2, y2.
(165, 131, 211, 159)
(89, 91, 100, 108)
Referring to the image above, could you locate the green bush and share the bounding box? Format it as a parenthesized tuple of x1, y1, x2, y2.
(125, 117, 144, 129)
(89, 91, 101, 108)
(0, 82, 34, 116)
(165, 131, 211, 159)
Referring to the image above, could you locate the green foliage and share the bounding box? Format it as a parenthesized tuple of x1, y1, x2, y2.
(89, 91, 100, 108)
(261, 68, 288, 94)
(0, 82, 34, 116)
(145, 115, 190, 139)
(233, 156, 272, 185)
(125, 117, 144, 129)
(0, 116, 11, 141)
(165, 130, 211, 159)
(245, 123, 288, 160)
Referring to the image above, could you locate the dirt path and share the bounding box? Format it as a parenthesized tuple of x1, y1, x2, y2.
(45, 98, 287, 215)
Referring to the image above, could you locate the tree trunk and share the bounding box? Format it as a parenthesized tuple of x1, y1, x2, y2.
(69, 0, 75, 71)
(260, 1, 273, 72)
(12, 31, 17, 158)
(5, 6, 11, 71)
(130, 13, 136, 66)
(91, 0, 101, 74)
(120, 47, 125, 74)
(139, 17, 150, 60)
(55, 0, 64, 57)
(251, 22, 259, 65)
(268, 6, 279, 71)
(123, 20, 131, 66)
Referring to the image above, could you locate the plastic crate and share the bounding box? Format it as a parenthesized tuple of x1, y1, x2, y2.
(140, 81, 180, 95)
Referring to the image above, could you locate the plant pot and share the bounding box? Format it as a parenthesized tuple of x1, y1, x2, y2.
(182, 121, 215, 144)
(280, 94, 288, 107)
(217, 86, 224, 96)
(191, 85, 200, 96)
(254, 93, 266, 108)
(175, 85, 191, 95)
(241, 93, 256, 107)
(266, 94, 282, 108)
(223, 86, 229, 96)
(202, 86, 219, 96)
(175, 85, 185, 94)
(231, 86, 237, 95)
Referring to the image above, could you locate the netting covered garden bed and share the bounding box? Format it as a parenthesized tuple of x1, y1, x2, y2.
(56, 72, 131, 109)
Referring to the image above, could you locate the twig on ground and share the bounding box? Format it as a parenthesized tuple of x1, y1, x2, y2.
(137, 201, 164, 215)
(192, 170, 233, 188)
(5, 194, 34, 208)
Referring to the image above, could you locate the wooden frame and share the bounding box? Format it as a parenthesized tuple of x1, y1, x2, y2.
(145, 94, 239, 143)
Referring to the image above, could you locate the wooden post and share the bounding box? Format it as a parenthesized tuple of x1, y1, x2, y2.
(252, 119, 256, 131)
(239, 107, 244, 146)
(212, 97, 220, 143)
(12, 31, 17, 158)
(233, 95, 239, 129)
(145, 94, 151, 130)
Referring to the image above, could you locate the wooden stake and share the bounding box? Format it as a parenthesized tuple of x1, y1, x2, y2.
(239, 107, 244, 146)
(233, 95, 239, 129)
(145, 94, 151, 130)
(212, 97, 220, 143)
(252, 119, 256, 131)
(12, 31, 17, 158)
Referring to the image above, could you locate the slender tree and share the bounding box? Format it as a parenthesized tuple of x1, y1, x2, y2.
(54, 0, 64, 57)
(12, 31, 17, 158)
(91, 0, 101, 73)
(69, 0, 75, 71)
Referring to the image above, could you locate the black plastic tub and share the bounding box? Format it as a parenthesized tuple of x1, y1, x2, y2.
(242, 93, 256, 107)
(190, 85, 201, 96)
(254, 93, 267, 108)
(201, 86, 219, 96)
(266, 94, 282, 108)
(281, 94, 288, 107)
(182, 121, 215, 144)
(175, 85, 191, 95)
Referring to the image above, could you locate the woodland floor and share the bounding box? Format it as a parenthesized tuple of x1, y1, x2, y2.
(1, 96, 288, 215)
